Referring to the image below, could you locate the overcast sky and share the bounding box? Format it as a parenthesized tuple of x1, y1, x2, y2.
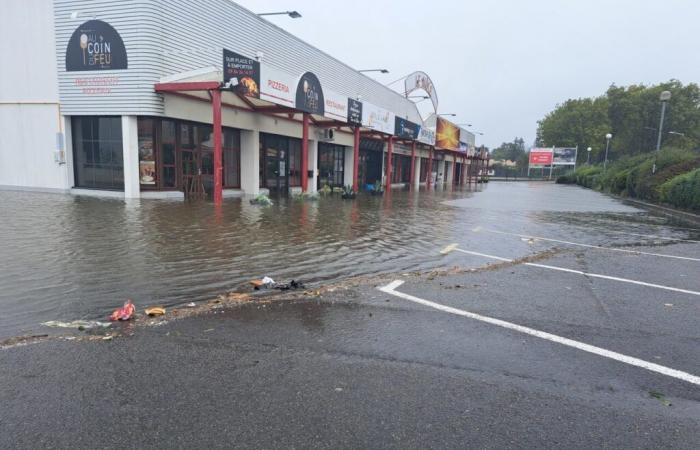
(236, 0, 699, 148)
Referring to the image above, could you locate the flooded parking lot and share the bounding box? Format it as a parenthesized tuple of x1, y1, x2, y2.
(1, 182, 698, 339)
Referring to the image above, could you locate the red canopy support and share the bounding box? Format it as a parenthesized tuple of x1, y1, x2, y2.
(212, 89, 223, 205)
(385, 136, 393, 191)
(352, 126, 360, 192)
(301, 113, 309, 192)
(409, 141, 416, 190)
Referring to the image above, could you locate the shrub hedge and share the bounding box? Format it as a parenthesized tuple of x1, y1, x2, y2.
(555, 148, 700, 212)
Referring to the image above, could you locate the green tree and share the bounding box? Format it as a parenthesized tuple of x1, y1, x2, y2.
(537, 97, 611, 164)
(537, 80, 700, 164)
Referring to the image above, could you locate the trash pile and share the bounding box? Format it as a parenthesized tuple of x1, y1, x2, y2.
(249, 276, 305, 291)
(109, 299, 136, 321)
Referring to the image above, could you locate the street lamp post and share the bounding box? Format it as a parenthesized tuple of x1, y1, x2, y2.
(358, 69, 389, 74)
(258, 11, 302, 18)
(604, 133, 612, 171)
(656, 91, 672, 152)
(587, 147, 592, 165)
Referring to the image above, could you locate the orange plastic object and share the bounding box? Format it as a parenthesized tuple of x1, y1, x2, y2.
(109, 299, 136, 321)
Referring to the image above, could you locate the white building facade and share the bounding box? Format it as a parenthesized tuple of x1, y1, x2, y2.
(0, 0, 481, 200)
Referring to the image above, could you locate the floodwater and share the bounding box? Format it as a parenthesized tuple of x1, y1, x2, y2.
(1, 182, 698, 339)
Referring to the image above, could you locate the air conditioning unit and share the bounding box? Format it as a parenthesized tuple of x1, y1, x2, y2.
(317, 128, 335, 141)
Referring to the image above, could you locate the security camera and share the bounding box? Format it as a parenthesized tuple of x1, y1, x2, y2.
(224, 78, 239, 90)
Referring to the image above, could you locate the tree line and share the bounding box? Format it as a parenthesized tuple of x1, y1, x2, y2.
(536, 79, 700, 164)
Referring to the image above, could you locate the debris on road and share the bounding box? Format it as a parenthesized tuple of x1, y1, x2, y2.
(42, 320, 111, 330)
(649, 391, 672, 407)
(109, 299, 136, 321)
(145, 306, 166, 317)
(274, 280, 305, 291)
(250, 276, 276, 289)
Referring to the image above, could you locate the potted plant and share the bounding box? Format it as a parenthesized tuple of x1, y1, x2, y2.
(370, 180, 384, 196)
(341, 185, 356, 199)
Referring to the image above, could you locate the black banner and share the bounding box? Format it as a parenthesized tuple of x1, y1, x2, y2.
(66, 20, 127, 71)
(347, 98, 363, 125)
(394, 117, 420, 140)
(295, 72, 324, 115)
(223, 49, 260, 98)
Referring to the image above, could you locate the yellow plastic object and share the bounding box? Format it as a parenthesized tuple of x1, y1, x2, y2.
(145, 306, 166, 317)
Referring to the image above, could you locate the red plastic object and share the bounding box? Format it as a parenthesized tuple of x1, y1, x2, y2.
(109, 299, 136, 321)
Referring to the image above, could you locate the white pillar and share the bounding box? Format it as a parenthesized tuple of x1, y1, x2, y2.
(308, 139, 318, 193)
(343, 145, 354, 187)
(121, 115, 140, 199)
(240, 129, 260, 196)
(62, 115, 75, 190)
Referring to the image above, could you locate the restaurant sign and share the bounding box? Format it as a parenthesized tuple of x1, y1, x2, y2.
(323, 90, 348, 122)
(223, 49, 260, 98)
(66, 20, 127, 71)
(347, 98, 363, 125)
(362, 102, 395, 135)
(259, 64, 296, 107)
(394, 117, 421, 140)
(295, 72, 324, 115)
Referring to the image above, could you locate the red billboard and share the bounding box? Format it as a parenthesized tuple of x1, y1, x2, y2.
(529, 148, 553, 165)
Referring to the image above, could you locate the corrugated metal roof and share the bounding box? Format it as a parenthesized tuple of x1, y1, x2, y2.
(55, 0, 423, 123)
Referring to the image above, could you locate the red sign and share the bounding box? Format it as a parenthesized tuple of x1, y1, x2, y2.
(529, 149, 553, 165)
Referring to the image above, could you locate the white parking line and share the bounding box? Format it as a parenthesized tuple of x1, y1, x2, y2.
(451, 247, 700, 297)
(379, 280, 700, 386)
(477, 228, 700, 262)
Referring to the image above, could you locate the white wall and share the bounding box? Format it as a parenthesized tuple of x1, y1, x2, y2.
(0, 0, 69, 191)
(343, 147, 354, 187)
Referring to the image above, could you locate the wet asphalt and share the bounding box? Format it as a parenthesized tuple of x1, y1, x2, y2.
(1, 184, 700, 449)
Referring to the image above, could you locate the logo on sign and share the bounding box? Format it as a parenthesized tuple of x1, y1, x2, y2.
(66, 20, 127, 71)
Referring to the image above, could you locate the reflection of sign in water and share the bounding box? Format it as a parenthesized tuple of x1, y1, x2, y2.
(223, 49, 260, 98)
(347, 98, 363, 125)
(66, 20, 127, 71)
(529, 148, 554, 165)
(394, 117, 420, 140)
(295, 72, 324, 115)
(553, 147, 577, 165)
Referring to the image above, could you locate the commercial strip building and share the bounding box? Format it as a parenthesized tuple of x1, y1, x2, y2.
(1, 0, 488, 202)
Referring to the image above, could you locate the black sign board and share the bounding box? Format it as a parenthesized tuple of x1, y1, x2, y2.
(347, 98, 363, 125)
(295, 72, 324, 115)
(66, 20, 127, 71)
(223, 49, 260, 98)
(394, 117, 420, 140)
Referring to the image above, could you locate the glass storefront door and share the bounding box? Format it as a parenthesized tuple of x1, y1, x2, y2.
(264, 147, 288, 194)
(317, 143, 345, 189)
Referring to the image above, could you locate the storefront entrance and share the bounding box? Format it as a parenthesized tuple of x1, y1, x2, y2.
(317, 143, 345, 189)
(263, 146, 288, 194)
(260, 133, 301, 196)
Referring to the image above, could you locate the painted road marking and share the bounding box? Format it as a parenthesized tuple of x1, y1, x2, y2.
(476, 228, 700, 262)
(379, 280, 700, 386)
(451, 247, 700, 297)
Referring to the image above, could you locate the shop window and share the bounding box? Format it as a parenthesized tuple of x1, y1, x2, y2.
(318, 143, 345, 188)
(420, 157, 429, 182)
(138, 118, 156, 187)
(161, 120, 177, 188)
(223, 129, 241, 188)
(72, 116, 124, 190)
(288, 138, 301, 187)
